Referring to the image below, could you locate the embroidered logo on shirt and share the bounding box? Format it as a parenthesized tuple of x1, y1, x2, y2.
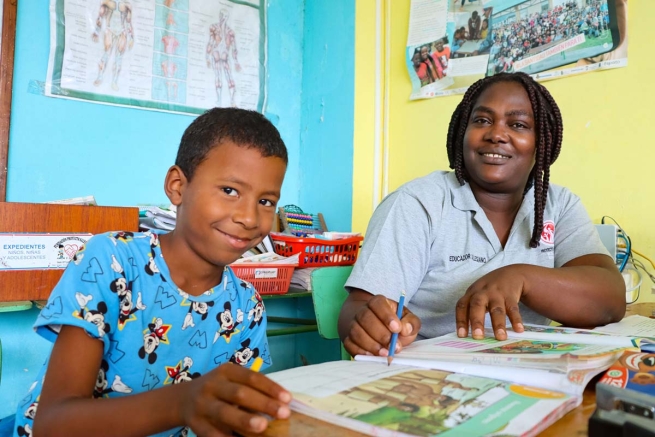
(541, 220, 555, 245)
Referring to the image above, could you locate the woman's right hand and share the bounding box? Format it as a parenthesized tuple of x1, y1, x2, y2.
(339, 290, 421, 357)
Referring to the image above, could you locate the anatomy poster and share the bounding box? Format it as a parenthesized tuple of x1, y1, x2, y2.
(47, 0, 266, 115)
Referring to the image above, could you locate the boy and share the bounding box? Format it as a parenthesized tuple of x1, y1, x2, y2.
(14, 108, 292, 437)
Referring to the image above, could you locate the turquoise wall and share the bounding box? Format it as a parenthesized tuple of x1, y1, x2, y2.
(299, 1, 355, 232)
(0, 0, 355, 418)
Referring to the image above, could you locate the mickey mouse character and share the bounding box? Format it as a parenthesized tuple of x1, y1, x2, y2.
(167, 357, 201, 384)
(247, 291, 265, 330)
(144, 233, 166, 281)
(139, 318, 169, 364)
(24, 401, 38, 420)
(94, 359, 133, 398)
(16, 424, 32, 437)
(214, 301, 243, 343)
(182, 299, 215, 330)
(230, 338, 259, 366)
(109, 231, 135, 245)
(118, 290, 146, 329)
(75, 292, 111, 337)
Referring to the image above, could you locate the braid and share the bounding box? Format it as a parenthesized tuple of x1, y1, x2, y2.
(446, 79, 488, 185)
(445, 72, 564, 248)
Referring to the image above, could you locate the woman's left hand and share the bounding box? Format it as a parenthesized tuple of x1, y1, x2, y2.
(455, 265, 527, 341)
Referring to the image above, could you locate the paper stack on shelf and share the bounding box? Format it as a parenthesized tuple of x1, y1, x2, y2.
(45, 195, 97, 206)
(289, 267, 317, 291)
(138, 205, 177, 231)
(232, 252, 299, 265)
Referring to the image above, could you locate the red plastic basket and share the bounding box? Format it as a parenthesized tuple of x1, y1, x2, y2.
(229, 263, 295, 295)
(271, 234, 364, 268)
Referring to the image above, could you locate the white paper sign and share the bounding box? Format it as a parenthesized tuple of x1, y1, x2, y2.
(254, 268, 277, 279)
(0, 233, 92, 270)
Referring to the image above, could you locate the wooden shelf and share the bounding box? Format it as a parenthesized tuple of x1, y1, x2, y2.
(0, 202, 139, 301)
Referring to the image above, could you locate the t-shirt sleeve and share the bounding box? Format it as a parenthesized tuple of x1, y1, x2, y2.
(345, 190, 435, 302)
(34, 234, 122, 354)
(554, 189, 610, 267)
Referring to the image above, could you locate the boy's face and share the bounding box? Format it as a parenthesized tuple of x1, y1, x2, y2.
(173, 140, 286, 267)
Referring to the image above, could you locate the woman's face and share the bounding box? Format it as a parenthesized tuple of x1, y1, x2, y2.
(462, 81, 536, 194)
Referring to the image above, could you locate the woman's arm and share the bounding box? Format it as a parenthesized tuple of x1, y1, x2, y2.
(519, 253, 625, 326)
(456, 254, 625, 340)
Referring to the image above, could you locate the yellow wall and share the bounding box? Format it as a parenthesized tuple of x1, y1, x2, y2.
(353, 0, 655, 302)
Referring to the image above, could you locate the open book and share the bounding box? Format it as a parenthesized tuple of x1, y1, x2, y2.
(269, 325, 636, 437)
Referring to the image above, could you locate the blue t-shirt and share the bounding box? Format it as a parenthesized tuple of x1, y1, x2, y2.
(14, 231, 271, 437)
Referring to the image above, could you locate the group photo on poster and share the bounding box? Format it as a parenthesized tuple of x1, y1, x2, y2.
(46, 0, 267, 115)
(406, 0, 628, 100)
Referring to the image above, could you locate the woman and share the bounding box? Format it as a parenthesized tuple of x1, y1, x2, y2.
(338, 73, 625, 358)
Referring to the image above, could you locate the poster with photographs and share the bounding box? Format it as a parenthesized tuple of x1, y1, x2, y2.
(46, 0, 267, 115)
(406, 0, 628, 100)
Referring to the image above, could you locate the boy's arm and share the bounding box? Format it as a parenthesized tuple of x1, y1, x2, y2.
(34, 325, 291, 437)
(34, 325, 187, 436)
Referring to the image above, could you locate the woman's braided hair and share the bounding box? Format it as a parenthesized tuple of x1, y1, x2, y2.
(446, 72, 563, 248)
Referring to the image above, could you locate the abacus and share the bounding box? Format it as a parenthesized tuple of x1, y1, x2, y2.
(278, 205, 327, 235)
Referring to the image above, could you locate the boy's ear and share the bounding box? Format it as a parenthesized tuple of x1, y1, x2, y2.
(164, 165, 187, 206)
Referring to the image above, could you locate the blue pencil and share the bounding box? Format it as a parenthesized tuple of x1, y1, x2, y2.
(387, 290, 406, 366)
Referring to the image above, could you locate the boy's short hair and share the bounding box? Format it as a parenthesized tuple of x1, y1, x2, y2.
(175, 107, 288, 180)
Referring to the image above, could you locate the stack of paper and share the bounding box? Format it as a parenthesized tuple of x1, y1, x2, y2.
(138, 205, 177, 231)
(45, 195, 97, 206)
(232, 252, 299, 265)
(289, 267, 317, 291)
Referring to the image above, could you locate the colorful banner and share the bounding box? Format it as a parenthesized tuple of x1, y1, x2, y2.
(47, 0, 267, 115)
(406, 0, 628, 100)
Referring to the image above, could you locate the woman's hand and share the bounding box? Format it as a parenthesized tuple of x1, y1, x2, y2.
(455, 265, 526, 341)
(340, 290, 421, 357)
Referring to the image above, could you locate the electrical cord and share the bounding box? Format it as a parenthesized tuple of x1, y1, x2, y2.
(601, 216, 632, 273)
(633, 248, 655, 270)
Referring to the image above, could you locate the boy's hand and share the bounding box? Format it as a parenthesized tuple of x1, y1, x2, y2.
(180, 363, 291, 436)
(455, 265, 526, 341)
(342, 294, 421, 357)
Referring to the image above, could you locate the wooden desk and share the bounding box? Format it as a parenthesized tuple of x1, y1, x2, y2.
(254, 304, 655, 437)
(251, 385, 596, 437)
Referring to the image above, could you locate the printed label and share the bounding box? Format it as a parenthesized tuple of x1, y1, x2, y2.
(0, 233, 92, 270)
(254, 268, 277, 279)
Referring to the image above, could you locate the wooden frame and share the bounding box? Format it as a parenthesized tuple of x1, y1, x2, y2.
(0, 0, 17, 201)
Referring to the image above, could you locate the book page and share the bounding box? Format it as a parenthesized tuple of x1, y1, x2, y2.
(269, 360, 579, 437)
(508, 324, 636, 348)
(592, 315, 655, 338)
(355, 355, 599, 398)
(398, 332, 630, 371)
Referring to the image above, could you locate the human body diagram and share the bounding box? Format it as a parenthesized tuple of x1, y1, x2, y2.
(206, 9, 241, 107)
(91, 0, 134, 91)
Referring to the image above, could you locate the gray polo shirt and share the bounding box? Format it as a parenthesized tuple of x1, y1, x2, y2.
(345, 171, 609, 339)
